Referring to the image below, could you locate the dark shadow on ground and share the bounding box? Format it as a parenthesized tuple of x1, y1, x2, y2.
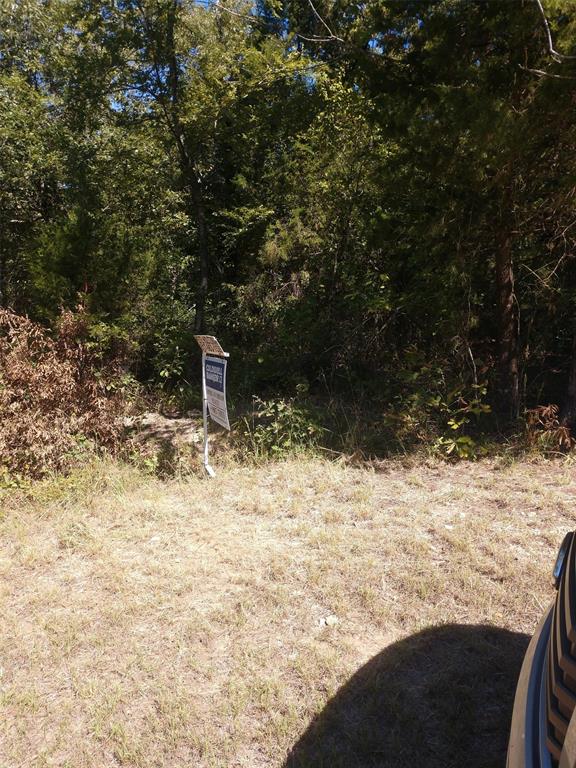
(285, 624, 530, 768)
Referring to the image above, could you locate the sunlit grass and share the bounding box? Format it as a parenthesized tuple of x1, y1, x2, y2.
(0, 455, 574, 767)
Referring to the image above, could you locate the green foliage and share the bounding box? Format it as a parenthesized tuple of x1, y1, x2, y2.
(3, 0, 576, 468)
(238, 397, 325, 459)
(431, 384, 492, 460)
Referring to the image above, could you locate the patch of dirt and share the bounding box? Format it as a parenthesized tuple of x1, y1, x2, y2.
(124, 411, 229, 463)
(126, 410, 202, 443)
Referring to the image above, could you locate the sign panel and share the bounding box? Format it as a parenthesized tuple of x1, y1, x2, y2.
(204, 355, 230, 430)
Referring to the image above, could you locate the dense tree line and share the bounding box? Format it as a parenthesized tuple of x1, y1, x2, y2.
(2, 0, 576, 451)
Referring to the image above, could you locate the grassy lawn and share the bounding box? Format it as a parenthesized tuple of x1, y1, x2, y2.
(1, 456, 574, 768)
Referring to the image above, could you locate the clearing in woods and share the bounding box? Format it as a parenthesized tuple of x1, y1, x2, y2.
(1, 456, 572, 768)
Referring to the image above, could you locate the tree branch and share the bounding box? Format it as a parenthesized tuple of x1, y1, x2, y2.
(534, 0, 576, 62)
(519, 64, 576, 80)
(305, 0, 343, 43)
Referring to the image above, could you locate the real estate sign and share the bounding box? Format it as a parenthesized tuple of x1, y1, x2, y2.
(204, 355, 230, 430)
(194, 334, 230, 477)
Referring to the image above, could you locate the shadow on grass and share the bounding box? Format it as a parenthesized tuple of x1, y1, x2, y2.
(285, 624, 530, 768)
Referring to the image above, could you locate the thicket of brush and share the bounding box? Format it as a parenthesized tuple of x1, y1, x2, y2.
(0, 308, 131, 479)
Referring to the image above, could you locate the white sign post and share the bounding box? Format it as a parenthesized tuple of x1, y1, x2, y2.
(194, 335, 230, 477)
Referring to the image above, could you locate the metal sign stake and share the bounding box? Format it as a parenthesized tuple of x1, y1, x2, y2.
(201, 350, 216, 478)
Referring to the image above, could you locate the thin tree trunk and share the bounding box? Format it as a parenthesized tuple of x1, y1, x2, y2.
(194, 201, 208, 334)
(0, 248, 4, 308)
(495, 216, 519, 421)
(163, 0, 210, 334)
(561, 329, 576, 430)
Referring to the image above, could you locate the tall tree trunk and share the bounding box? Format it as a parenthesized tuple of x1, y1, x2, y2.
(561, 329, 576, 431)
(0, 248, 4, 308)
(495, 213, 519, 421)
(164, 0, 210, 334)
(194, 200, 208, 333)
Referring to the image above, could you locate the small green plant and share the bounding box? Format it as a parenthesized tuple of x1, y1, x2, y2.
(432, 382, 491, 460)
(238, 397, 325, 459)
(0, 467, 25, 490)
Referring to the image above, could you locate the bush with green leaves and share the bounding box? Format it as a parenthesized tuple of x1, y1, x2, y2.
(237, 397, 325, 459)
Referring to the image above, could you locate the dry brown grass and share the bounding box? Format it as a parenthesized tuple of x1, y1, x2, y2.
(1, 455, 575, 767)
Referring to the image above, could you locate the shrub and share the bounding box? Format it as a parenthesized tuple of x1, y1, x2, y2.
(237, 396, 325, 459)
(525, 404, 575, 454)
(0, 307, 129, 478)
